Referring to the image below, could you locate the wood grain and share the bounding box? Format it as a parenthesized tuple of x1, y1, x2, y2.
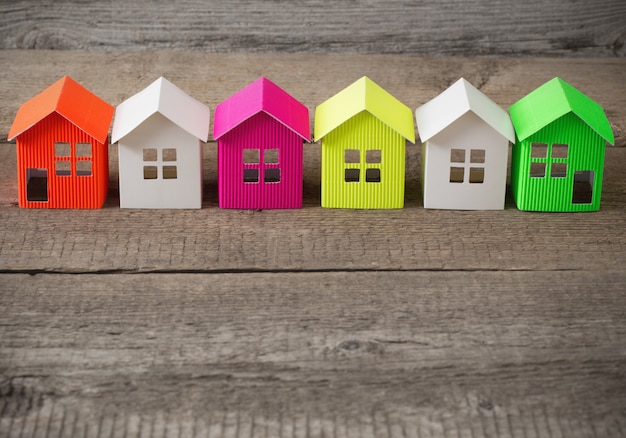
(0, 0, 625, 57)
(1, 271, 625, 437)
(1, 51, 625, 145)
(1, 51, 625, 437)
(1, 140, 625, 273)
(0, 51, 625, 273)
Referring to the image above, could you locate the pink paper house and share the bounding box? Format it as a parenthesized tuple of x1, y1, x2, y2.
(213, 77, 310, 209)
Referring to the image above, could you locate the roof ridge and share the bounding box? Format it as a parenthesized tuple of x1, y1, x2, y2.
(510, 77, 613, 144)
(416, 78, 514, 143)
(213, 77, 310, 141)
(8, 76, 113, 143)
(112, 76, 211, 143)
(315, 76, 415, 142)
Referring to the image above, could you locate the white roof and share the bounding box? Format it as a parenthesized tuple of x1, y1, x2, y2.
(415, 78, 515, 143)
(111, 77, 211, 143)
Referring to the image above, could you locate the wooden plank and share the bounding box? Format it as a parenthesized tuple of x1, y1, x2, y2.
(1, 271, 625, 437)
(0, 0, 625, 57)
(1, 51, 625, 142)
(1, 139, 625, 272)
(1, 50, 624, 438)
(0, 51, 625, 273)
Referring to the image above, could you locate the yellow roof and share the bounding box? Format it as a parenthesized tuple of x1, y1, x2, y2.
(314, 76, 415, 143)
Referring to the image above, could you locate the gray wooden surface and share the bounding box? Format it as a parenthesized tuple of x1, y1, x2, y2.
(1, 50, 626, 437)
(0, 0, 625, 56)
(2, 271, 626, 437)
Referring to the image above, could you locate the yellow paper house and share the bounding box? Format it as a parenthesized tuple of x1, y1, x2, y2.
(315, 77, 415, 209)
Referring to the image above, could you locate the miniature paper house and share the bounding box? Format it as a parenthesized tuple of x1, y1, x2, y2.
(509, 77, 614, 212)
(7, 75, 114, 209)
(213, 77, 310, 209)
(111, 77, 211, 209)
(415, 78, 515, 210)
(315, 76, 415, 209)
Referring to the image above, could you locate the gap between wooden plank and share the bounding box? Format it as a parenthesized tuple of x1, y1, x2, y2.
(1, 270, 625, 437)
(0, 266, 588, 275)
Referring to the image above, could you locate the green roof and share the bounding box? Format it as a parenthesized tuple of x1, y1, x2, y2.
(509, 77, 614, 145)
(314, 76, 415, 143)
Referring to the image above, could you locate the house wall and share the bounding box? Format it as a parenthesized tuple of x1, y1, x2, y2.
(16, 112, 108, 209)
(511, 113, 606, 212)
(422, 112, 509, 210)
(321, 111, 406, 209)
(118, 113, 203, 209)
(218, 112, 303, 209)
(1, 0, 623, 57)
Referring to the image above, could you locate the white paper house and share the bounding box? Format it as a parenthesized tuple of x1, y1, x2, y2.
(415, 78, 515, 210)
(111, 77, 211, 209)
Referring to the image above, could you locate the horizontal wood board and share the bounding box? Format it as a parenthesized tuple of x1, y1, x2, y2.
(0, 51, 625, 273)
(1, 142, 625, 273)
(1, 271, 625, 437)
(1, 51, 625, 144)
(1, 50, 625, 437)
(0, 0, 625, 57)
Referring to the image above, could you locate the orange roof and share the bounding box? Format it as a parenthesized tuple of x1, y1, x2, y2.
(8, 75, 114, 143)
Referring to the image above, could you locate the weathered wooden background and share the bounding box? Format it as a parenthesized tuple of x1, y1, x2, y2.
(1, 1, 626, 437)
(0, 0, 625, 56)
(1, 48, 625, 438)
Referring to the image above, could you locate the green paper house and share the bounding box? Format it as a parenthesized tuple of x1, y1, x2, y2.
(509, 78, 614, 212)
(315, 77, 415, 209)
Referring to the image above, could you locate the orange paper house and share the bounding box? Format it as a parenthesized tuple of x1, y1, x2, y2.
(7, 76, 114, 208)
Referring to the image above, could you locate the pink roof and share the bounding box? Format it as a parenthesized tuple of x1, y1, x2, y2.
(213, 77, 310, 141)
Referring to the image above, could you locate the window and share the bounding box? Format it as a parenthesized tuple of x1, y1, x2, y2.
(243, 148, 281, 184)
(55, 160, 71, 176)
(76, 143, 92, 157)
(550, 144, 568, 178)
(244, 168, 259, 183)
(449, 148, 485, 184)
(243, 148, 260, 183)
(344, 149, 381, 183)
(531, 143, 548, 158)
(76, 160, 92, 176)
(263, 149, 280, 183)
(54, 141, 93, 177)
(551, 162, 567, 178)
(243, 149, 259, 164)
(365, 168, 380, 182)
(142, 148, 178, 180)
(344, 168, 360, 182)
(75, 143, 93, 175)
(143, 148, 157, 161)
(552, 144, 569, 158)
(143, 166, 158, 179)
(162, 148, 177, 162)
(344, 149, 360, 163)
(55, 142, 71, 157)
(450, 148, 465, 163)
(530, 162, 546, 177)
(264, 168, 281, 183)
(530, 142, 568, 179)
(143, 148, 158, 179)
(469, 167, 484, 184)
(54, 142, 71, 176)
(163, 166, 177, 179)
(449, 167, 464, 183)
(264, 149, 278, 164)
(366, 150, 381, 164)
(162, 149, 178, 179)
(470, 149, 485, 163)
